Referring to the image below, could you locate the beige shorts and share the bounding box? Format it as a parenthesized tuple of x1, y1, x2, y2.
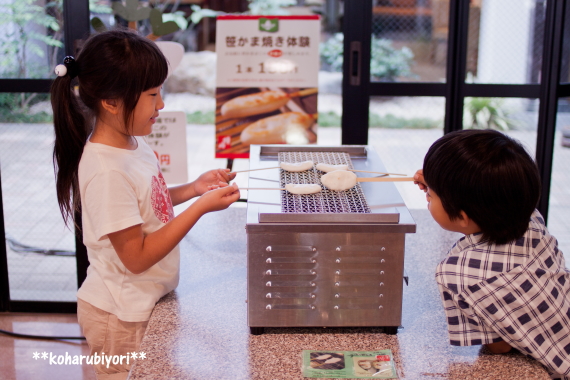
(77, 298, 148, 380)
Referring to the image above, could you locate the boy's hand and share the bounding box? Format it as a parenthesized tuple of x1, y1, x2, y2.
(195, 183, 240, 213)
(193, 169, 236, 196)
(414, 169, 427, 192)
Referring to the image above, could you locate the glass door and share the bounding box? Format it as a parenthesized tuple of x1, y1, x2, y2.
(341, 0, 565, 220)
(0, 0, 90, 313)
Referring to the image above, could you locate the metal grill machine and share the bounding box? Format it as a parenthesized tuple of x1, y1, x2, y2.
(245, 145, 416, 335)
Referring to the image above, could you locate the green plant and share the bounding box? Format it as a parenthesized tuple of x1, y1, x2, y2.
(186, 110, 215, 124)
(463, 97, 518, 131)
(320, 33, 415, 81)
(320, 33, 344, 72)
(0, 0, 63, 79)
(183, 0, 297, 33)
(0, 93, 53, 123)
(89, 0, 113, 15)
(0, 0, 65, 119)
(370, 38, 414, 82)
(315, 111, 440, 129)
(140, 0, 296, 51)
(317, 111, 342, 127)
(369, 113, 440, 129)
(248, 0, 296, 15)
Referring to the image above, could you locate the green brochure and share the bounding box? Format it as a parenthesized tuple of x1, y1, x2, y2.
(302, 349, 398, 379)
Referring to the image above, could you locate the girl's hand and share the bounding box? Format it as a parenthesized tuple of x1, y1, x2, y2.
(195, 183, 240, 213)
(206, 181, 230, 191)
(414, 169, 427, 192)
(193, 169, 236, 196)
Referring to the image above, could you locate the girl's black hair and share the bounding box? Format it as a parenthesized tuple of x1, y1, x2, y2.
(423, 129, 541, 245)
(51, 29, 168, 227)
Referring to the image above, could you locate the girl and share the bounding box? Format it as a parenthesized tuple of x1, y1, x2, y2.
(51, 29, 240, 379)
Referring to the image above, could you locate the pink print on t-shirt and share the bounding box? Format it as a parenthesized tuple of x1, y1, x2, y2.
(151, 170, 174, 223)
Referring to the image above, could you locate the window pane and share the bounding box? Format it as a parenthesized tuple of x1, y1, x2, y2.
(466, 0, 544, 84)
(550, 99, 570, 262)
(0, 1, 64, 79)
(370, 0, 449, 83)
(368, 96, 445, 208)
(1, 115, 77, 302)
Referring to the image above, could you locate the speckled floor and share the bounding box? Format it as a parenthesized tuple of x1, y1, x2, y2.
(128, 207, 551, 380)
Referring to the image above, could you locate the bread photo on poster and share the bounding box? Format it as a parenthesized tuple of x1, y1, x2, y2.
(215, 87, 318, 158)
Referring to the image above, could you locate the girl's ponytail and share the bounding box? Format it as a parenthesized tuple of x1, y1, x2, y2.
(51, 63, 89, 227)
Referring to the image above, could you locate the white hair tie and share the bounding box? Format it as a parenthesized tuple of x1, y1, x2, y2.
(54, 64, 67, 77)
(54, 56, 78, 78)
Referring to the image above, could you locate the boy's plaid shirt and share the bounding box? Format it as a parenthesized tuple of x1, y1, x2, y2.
(436, 210, 570, 380)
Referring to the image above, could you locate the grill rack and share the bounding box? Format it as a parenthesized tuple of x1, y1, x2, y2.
(278, 151, 372, 214)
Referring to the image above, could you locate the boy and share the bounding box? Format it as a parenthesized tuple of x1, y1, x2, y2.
(414, 129, 570, 380)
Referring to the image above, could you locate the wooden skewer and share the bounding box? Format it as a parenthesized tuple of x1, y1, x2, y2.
(241, 187, 284, 190)
(232, 167, 407, 176)
(230, 167, 280, 174)
(357, 177, 415, 182)
(350, 169, 407, 176)
(242, 177, 416, 190)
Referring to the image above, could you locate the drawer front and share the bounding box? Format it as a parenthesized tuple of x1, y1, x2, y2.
(247, 232, 405, 327)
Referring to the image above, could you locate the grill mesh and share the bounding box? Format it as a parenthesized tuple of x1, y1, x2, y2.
(278, 151, 371, 214)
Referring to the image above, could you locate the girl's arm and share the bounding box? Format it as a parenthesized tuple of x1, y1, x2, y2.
(169, 169, 235, 206)
(107, 183, 240, 274)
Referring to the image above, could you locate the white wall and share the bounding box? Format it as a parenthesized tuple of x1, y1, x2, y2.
(477, 0, 534, 84)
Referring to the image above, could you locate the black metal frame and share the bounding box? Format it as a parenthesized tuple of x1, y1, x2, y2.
(0, 0, 90, 313)
(342, 0, 567, 222)
(341, 0, 372, 145)
(535, 0, 567, 217)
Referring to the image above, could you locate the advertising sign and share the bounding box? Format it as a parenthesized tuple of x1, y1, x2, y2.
(215, 15, 320, 158)
(146, 111, 188, 184)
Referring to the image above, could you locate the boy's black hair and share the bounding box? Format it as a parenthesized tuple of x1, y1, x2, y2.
(423, 129, 540, 245)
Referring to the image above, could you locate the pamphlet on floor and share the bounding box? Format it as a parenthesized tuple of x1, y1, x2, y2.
(301, 349, 398, 378)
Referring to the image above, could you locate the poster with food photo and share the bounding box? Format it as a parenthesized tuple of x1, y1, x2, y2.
(215, 15, 320, 158)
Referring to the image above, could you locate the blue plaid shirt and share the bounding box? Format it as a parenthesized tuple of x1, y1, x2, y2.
(436, 210, 570, 380)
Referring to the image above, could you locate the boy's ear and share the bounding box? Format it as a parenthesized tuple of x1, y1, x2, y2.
(458, 210, 471, 228)
(100, 99, 120, 115)
(458, 210, 482, 235)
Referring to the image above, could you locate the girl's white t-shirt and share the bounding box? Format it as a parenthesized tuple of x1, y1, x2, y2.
(77, 136, 180, 322)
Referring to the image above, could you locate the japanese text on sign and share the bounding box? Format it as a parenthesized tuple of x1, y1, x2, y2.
(225, 36, 311, 48)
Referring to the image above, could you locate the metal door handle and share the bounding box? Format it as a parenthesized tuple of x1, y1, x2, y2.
(349, 41, 361, 86)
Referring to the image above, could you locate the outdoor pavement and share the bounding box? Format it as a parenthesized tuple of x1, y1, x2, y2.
(1, 121, 569, 302)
